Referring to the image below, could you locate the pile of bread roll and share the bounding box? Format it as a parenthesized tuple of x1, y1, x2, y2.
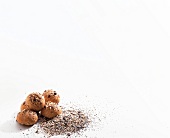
(16, 89, 62, 126)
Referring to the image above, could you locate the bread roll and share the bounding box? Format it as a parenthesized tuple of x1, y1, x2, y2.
(43, 89, 60, 104)
(16, 110, 38, 126)
(25, 92, 45, 111)
(41, 102, 62, 118)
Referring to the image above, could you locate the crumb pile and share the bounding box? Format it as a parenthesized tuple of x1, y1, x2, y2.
(37, 107, 91, 137)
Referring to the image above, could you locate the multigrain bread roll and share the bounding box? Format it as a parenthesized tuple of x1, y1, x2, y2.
(16, 110, 38, 125)
(43, 89, 60, 104)
(20, 101, 30, 111)
(41, 102, 62, 119)
(25, 92, 45, 111)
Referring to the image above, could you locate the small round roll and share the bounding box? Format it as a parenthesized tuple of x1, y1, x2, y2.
(41, 102, 62, 119)
(25, 92, 45, 111)
(43, 89, 60, 104)
(20, 101, 30, 111)
(16, 110, 38, 126)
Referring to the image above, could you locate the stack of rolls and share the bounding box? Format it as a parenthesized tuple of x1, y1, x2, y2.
(16, 89, 62, 126)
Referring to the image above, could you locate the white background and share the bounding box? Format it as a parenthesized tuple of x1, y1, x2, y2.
(0, 0, 170, 137)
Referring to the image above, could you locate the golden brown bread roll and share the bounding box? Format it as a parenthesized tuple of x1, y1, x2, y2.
(25, 92, 45, 111)
(41, 102, 62, 118)
(16, 110, 38, 125)
(43, 89, 60, 104)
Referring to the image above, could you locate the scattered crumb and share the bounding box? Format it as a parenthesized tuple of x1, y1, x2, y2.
(36, 106, 95, 137)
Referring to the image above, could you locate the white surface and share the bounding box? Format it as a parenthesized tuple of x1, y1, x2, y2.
(0, 0, 170, 137)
